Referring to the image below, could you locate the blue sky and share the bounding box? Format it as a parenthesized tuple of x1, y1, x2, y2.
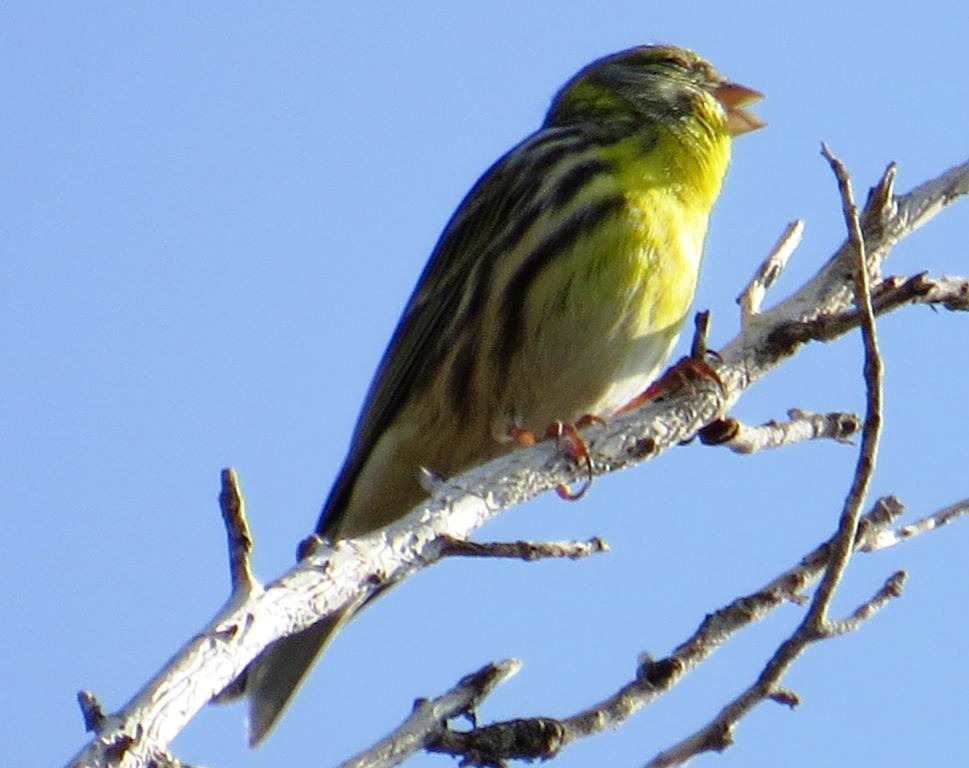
(5, 4, 969, 767)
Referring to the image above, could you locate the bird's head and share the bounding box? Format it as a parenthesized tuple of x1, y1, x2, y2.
(546, 45, 764, 139)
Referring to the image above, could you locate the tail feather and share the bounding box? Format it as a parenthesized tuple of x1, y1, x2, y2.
(245, 607, 355, 746)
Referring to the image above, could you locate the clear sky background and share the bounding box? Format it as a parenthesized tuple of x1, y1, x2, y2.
(5, 4, 968, 767)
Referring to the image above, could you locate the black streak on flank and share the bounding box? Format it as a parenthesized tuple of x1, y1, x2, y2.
(435, 132, 599, 372)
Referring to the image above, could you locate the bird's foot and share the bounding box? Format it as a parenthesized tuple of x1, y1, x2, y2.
(508, 416, 604, 501)
(619, 356, 723, 414)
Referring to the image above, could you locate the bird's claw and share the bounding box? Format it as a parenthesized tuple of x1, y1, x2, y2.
(545, 420, 598, 501)
(619, 356, 723, 413)
(507, 418, 601, 501)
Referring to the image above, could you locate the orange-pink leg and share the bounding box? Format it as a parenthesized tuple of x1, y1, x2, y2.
(619, 356, 723, 414)
(507, 416, 604, 501)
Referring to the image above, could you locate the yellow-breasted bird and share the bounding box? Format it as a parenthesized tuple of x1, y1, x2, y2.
(241, 43, 763, 744)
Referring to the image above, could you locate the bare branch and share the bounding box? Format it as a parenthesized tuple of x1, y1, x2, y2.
(713, 157, 969, 407)
(738, 219, 804, 324)
(339, 660, 522, 768)
(428, 718, 567, 768)
(219, 468, 257, 597)
(441, 536, 609, 561)
(690, 309, 712, 359)
(642, 146, 892, 768)
(824, 571, 907, 637)
(861, 498, 969, 552)
(556, 498, 904, 748)
(64, 156, 969, 767)
(768, 271, 969, 347)
(702, 409, 860, 453)
(890, 157, 969, 238)
(405, 496, 910, 767)
(643, 572, 906, 768)
(77, 692, 108, 735)
(802, 143, 883, 628)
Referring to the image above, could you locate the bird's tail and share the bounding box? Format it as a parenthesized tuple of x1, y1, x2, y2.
(239, 605, 357, 746)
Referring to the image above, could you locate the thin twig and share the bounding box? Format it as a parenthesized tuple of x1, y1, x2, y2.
(557, 498, 903, 748)
(824, 571, 907, 636)
(703, 409, 860, 453)
(440, 536, 609, 561)
(219, 468, 257, 596)
(418, 497, 908, 768)
(860, 498, 969, 551)
(77, 691, 108, 734)
(767, 271, 969, 347)
(738, 220, 804, 324)
(643, 573, 904, 768)
(690, 310, 712, 359)
(339, 660, 522, 768)
(638, 147, 891, 768)
(805, 143, 884, 628)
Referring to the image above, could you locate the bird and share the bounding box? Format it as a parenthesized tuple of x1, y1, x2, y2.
(239, 43, 763, 745)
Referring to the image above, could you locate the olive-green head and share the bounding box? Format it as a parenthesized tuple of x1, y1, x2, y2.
(546, 44, 764, 138)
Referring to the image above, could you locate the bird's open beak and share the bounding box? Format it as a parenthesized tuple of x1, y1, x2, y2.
(714, 81, 765, 136)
